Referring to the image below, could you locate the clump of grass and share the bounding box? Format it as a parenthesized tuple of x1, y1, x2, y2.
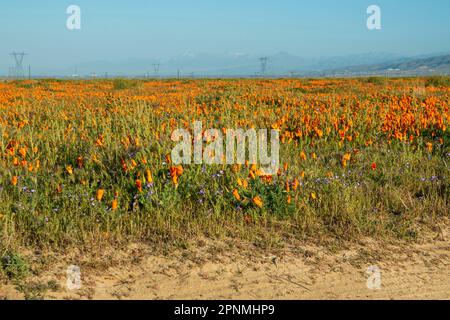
(425, 76, 450, 87)
(15, 280, 61, 300)
(361, 77, 387, 85)
(112, 78, 142, 90)
(10, 80, 35, 89)
(0, 252, 29, 282)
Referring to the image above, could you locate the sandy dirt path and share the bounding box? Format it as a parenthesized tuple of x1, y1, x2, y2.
(1, 228, 449, 300)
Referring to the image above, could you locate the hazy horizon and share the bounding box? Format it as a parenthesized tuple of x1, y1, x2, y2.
(2, 0, 450, 76)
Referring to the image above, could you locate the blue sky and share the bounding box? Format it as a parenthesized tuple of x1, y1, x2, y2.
(1, 0, 450, 73)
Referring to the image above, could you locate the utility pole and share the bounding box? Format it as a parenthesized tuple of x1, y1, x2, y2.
(28, 65, 31, 80)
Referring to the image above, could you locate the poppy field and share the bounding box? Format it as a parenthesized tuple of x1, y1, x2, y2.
(0, 77, 449, 252)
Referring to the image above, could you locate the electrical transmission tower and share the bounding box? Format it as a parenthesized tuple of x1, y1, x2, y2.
(9, 52, 27, 78)
(259, 57, 268, 77)
(153, 63, 160, 77)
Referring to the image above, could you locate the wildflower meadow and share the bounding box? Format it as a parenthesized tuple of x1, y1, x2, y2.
(0, 77, 449, 253)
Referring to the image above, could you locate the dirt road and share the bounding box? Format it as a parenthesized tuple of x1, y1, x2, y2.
(2, 229, 449, 300)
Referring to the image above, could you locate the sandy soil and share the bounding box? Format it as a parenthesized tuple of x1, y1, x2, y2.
(1, 227, 449, 300)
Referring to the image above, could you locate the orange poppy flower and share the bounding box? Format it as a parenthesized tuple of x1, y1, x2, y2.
(232, 189, 241, 201)
(66, 165, 73, 175)
(111, 199, 118, 211)
(146, 169, 153, 184)
(136, 179, 143, 192)
(252, 196, 263, 208)
(96, 189, 105, 201)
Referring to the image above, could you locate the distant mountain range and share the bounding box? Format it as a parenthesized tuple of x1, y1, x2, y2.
(66, 52, 450, 77)
(66, 52, 409, 77)
(315, 54, 450, 77)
